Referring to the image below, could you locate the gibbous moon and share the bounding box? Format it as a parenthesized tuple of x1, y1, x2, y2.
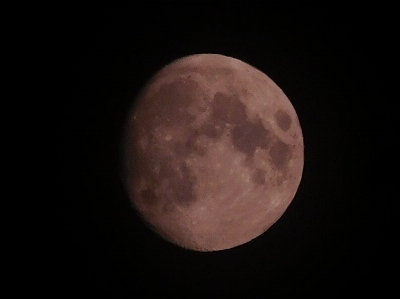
(122, 54, 304, 251)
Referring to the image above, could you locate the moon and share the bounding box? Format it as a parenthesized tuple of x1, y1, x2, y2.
(122, 54, 304, 251)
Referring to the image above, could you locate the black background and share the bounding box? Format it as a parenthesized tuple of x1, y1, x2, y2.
(16, 2, 393, 297)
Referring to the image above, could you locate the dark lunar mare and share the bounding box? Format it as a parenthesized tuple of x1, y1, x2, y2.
(124, 73, 292, 209)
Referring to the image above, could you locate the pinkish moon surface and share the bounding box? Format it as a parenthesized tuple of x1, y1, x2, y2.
(122, 54, 304, 251)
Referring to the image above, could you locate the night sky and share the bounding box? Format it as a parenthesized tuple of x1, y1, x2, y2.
(29, 2, 392, 296)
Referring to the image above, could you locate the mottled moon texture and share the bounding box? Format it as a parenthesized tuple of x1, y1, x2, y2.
(122, 54, 304, 251)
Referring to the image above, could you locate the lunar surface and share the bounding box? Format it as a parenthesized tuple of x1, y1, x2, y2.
(122, 54, 304, 251)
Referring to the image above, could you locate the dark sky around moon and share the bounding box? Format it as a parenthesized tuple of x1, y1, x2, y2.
(24, 2, 392, 297)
